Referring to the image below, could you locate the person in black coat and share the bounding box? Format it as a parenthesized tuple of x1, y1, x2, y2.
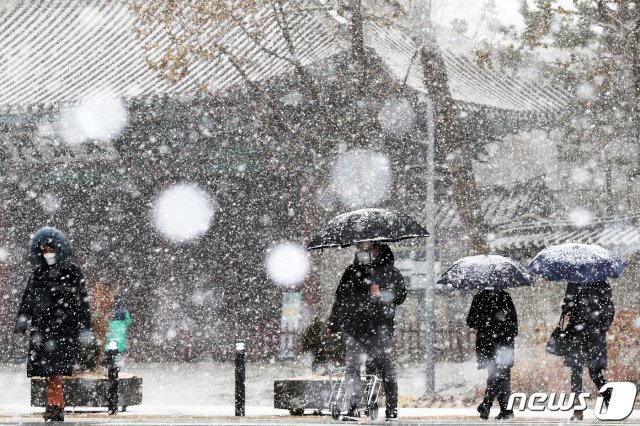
(561, 281, 615, 421)
(14, 227, 92, 422)
(467, 288, 518, 420)
(326, 242, 406, 420)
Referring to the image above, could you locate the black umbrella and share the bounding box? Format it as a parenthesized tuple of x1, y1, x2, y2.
(307, 208, 429, 250)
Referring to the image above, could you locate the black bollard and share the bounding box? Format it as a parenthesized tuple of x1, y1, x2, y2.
(235, 339, 246, 417)
(105, 340, 119, 415)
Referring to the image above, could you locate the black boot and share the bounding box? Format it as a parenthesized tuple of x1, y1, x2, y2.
(385, 406, 398, 420)
(342, 405, 360, 421)
(570, 409, 583, 421)
(44, 405, 64, 422)
(43, 405, 53, 421)
(496, 410, 514, 420)
(477, 403, 491, 420)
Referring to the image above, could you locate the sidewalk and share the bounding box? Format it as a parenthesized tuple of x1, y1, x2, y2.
(0, 406, 638, 424)
(0, 360, 484, 408)
(0, 362, 637, 424)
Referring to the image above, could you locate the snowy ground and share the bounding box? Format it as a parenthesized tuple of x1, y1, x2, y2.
(0, 361, 638, 424)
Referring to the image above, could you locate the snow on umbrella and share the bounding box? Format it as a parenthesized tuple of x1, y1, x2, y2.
(437, 255, 533, 290)
(307, 208, 429, 250)
(527, 243, 625, 283)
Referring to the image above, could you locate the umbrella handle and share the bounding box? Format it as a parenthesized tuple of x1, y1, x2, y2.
(369, 268, 377, 284)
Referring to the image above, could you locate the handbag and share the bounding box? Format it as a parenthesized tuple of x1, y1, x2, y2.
(546, 315, 572, 356)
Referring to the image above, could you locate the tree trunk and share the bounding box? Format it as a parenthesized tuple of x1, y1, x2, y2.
(420, 43, 489, 255)
(349, 0, 366, 97)
(345, 0, 370, 149)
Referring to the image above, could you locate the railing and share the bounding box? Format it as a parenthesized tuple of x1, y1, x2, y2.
(394, 320, 474, 362)
(1, 322, 474, 364)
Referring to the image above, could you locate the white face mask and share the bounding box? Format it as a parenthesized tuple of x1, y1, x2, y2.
(356, 251, 371, 265)
(43, 253, 56, 265)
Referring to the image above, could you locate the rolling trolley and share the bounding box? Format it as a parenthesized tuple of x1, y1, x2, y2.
(327, 371, 381, 420)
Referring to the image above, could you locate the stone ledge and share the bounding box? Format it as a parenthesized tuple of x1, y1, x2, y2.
(273, 378, 333, 414)
(30, 372, 142, 409)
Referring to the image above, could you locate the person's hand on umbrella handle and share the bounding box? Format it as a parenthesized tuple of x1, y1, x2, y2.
(370, 284, 381, 299)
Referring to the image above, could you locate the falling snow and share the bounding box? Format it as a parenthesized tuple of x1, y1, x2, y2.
(152, 184, 216, 243)
(0, 0, 639, 421)
(265, 242, 310, 288)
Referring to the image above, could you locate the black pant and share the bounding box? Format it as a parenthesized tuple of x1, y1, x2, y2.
(482, 364, 511, 412)
(570, 365, 606, 395)
(345, 327, 397, 409)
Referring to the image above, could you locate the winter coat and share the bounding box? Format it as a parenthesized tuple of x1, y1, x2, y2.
(14, 228, 92, 377)
(562, 281, 615, 369)
(105, 308, 132, 353)
(327, 244, 406, 337)
(466, 289, 518, 369)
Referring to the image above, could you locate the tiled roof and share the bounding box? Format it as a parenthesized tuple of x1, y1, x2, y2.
(491, 215, 640, 256)
(0, 1, 345, 109)
(434, 178, 640, 257)
(366, 22, 571, 115)
(434, 178, 561, 231)
(0, 1, 571, 115)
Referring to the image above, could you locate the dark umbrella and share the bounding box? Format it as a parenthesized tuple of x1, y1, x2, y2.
(527, 243, 625, 283)
(437, 255, 533, 290)
(307, 208, 429, 250)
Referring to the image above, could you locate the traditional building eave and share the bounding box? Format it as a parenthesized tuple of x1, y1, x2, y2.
(0, 0, 570, 121)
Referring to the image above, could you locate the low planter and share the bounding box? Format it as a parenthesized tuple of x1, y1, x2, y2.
(31, 372, 142, 411)
(274, 377, 333, 415)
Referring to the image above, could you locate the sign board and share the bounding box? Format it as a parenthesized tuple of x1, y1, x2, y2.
(280, 292, 302, 359)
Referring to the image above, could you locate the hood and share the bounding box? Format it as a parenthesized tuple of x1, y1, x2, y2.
(28, 227, 73, 269)
(372, 244, 394, 267)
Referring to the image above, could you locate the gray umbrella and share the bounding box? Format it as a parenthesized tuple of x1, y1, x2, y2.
(307, 208, 429, 250)
(437, 255, 533, 290)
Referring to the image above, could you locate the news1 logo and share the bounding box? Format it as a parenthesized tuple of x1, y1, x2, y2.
(507, 382, 638, 421)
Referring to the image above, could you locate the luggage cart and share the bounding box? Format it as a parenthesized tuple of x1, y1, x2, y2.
(327, 371, 381, 420)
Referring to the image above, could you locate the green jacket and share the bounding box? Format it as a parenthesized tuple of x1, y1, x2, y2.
(105, 311, 132, 353)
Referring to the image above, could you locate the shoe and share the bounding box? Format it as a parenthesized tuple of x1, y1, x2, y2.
(43, 405, 53, 421)
(570, 409, 583, 421)
(496, 410, 514, 420)
(477, 404, 490, 420)
(385, 406, 397, 420)
(342, 406, 360, 421)
(44, 405, 64, 422)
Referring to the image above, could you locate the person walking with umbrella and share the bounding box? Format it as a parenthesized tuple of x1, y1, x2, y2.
(467, 287, 518, 420)
(438, 255, 532, 421)
(14, 227, 92, 422)
(528, 243, 622, 421)
(325, 241, 407, 421)
(560, 281, 615, 421)
(308, 208, 429, 421)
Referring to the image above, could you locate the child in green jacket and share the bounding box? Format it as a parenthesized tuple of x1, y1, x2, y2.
(105, 295, 132, 356)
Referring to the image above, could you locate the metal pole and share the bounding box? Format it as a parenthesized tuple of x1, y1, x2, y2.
(106, 340, 119, 415)
(423, 96, 436, 394)
(410, 0, 436, 395)
(235, 339, 246, 416)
